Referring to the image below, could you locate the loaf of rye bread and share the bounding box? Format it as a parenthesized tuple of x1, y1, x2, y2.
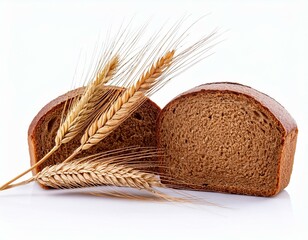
(157, 82, 298, 197)
(28, 87, 160, 179)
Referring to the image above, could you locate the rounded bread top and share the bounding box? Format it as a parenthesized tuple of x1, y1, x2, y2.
(164, 82, 297, 134)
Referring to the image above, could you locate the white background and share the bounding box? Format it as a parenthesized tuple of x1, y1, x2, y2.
(0, 0, 307, 239)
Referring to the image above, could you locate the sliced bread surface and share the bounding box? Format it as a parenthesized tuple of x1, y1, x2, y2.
(28, 87, 160, 179)
(157, 82, 298, 196)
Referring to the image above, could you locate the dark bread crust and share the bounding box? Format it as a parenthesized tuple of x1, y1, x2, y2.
(28, 87, 160, 185)
(182, 82, 297, 133)
(28, 88, 85, 171)
(28, 88, 84, 139)
(157, 82, 298, 196)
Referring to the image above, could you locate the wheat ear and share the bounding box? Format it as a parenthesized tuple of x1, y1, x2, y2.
(39, 160, 162, 190)
(7, 159, 163, 191)
(6, 159, 186, 202)
(64, 50, 175, 162)
(55, 55, 119, 145)
(0, 56, 119, 191)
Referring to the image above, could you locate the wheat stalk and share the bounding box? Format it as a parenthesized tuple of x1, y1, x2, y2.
(63, 50, 175, 162)
(0, 56, 119, 191)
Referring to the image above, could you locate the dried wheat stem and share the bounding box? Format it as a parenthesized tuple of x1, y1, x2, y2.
(64, 51, 175, 163)
(3, 178, 35, 190)
(0, 145, 58, 190)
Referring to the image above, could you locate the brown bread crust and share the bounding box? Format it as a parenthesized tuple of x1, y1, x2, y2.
(157, 82, 298, 196)
(28, 87, 160, 187)
(28, 88, 85, 172)
(28, 88, 84, 138)
(184, 83, 297, 133)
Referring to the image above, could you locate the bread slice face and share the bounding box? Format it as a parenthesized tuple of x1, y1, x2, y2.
(157, 82, 298, 197)
(28, 87, 160, 180)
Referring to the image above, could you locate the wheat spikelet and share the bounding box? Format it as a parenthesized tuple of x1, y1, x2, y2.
(34, 159, 163, 191)
(55, 55, 119, 145)
(62, 51, 175, 162)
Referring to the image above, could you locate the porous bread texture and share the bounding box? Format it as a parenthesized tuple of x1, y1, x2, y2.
(28, 87, 160, 181)
(157, 82, 298, 197)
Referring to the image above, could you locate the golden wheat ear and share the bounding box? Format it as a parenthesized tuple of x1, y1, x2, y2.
(0, 56, 120, 191)
(2, 148, 197, 203)
(2, 145, 217, 204)
(55, 55, 119, 145)
(3, 148, 162, 194)
(63, 50, 175, 162)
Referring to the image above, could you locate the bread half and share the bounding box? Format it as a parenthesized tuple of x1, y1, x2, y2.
(28, 87, 160, 180)
(157, 82, 298, 196)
